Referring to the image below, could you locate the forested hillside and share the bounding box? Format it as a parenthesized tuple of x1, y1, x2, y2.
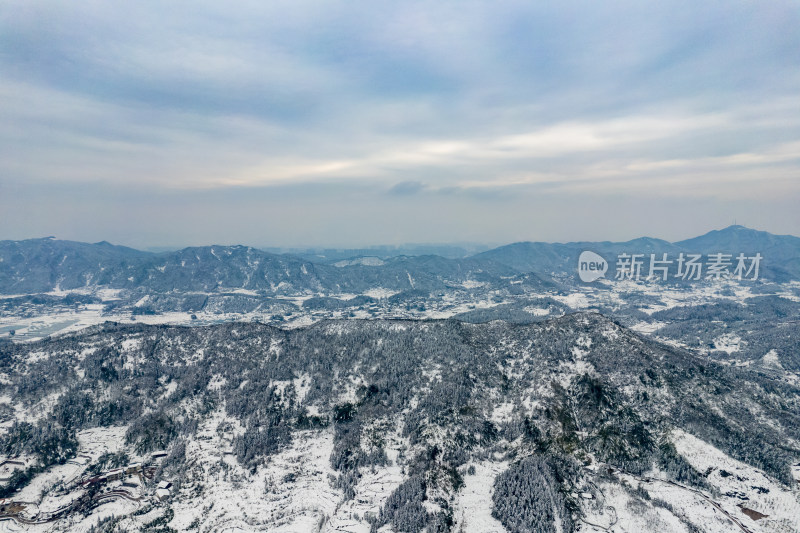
(1, 314, 798, 531)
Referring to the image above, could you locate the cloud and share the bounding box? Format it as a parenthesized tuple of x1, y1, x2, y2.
(0, 0, 799, 244)
(389, 181, 427, 195)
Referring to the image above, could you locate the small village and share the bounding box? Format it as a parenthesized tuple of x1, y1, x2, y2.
(0, 451, 171, 526)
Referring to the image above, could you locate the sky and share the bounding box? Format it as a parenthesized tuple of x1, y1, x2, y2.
(1, 0, 799, 248)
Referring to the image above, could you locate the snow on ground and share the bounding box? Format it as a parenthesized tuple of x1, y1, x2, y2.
(293, 373, 311, 403)
(222, 288, 260, 296)
(22, 498, 142, 533)
(653, 336, 691, 351)
(490, 402, 515, 424)
(15, 461, 85, 505)
(413, 295, 504, 320)
(273, 294, 315, 307)
(0, 456, 34, 483)
(0, 306, 196, 343)
(333, 257, 385, 267)
(169, 410, 341, 532)
(579, 481, 692, 533)
(40, 288, 125, 300)
(324, 464, 405, 533)
(322, 322, 350, 336)
(553, 293, 591, 309)
(629, 476, 746, 533)
(120, 337, 142, 352)
(777, 285, 800, 302)
(76, 426, 129, 462)
(37, 491, 84, 517)
(523, 305, 551, 316)
(285, 314, 315, 329)
(363, 288, 399, 300)
(761, 349, 783, 369)
(578, 428, 800, 533)
(2, 281, 791, 343)
(671, 429, 800, 533)
(629, 321, 666, 334)
(453, 461, 508, 533)
(712, 333, 742, 354)
(554, 338, 596, 388)
(1, 392, 61, 427)
(602, 279, 759, 316)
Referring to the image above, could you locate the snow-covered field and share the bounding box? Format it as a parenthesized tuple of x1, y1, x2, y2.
(670, 430, 800, 533)
(170, 414, 341, 532)
(2, 279, 799, 532)
(1, 278, 793, 346)
(453, 461, 508, 533)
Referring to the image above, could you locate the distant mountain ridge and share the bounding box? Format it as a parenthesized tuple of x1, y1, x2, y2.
(1, 226, 798, 295)
(0, 237, 522, 295)
(475, 225, 800, 282)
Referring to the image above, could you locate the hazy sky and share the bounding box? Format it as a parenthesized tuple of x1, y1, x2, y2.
(1, 1, 799, 248)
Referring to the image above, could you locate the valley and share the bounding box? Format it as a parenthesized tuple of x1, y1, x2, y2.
(1, 227, 799, 532)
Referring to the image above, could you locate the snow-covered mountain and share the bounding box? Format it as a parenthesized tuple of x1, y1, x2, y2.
(0, 238, 520, 296)
(1, 313, 798, 532)
(1, 227, 799, 532)
(476, 226, 800, 282)
(2, 226, 798, 298)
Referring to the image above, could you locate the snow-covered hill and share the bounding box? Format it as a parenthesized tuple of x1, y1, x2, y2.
(0, 314, 798, 532)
